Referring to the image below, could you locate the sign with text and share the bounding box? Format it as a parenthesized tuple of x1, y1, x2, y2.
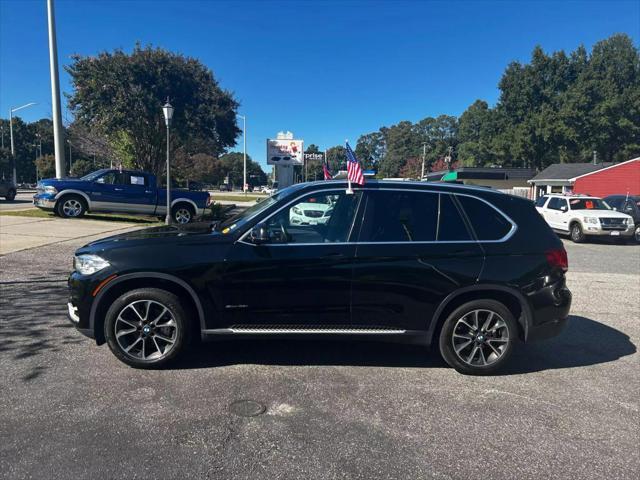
(303, 152, 325, 163)
(267, 139, 304, 165)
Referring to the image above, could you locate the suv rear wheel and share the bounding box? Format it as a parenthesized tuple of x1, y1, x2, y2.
(439, 299, 517, 375)
(570, 222, 585, 243)
(104, 288, 189, 368)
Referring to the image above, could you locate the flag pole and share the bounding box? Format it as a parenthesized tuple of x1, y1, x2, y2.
(345, 139, 353, 195)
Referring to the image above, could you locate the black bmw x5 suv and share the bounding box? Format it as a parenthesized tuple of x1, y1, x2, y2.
(68, 180, 571, 374)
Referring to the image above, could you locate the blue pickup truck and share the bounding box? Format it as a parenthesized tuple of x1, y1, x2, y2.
(33, 169, 210, 224)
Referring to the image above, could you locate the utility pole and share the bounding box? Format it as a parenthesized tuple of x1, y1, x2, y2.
(237, 115, 247, 194)
(47, 0, 65, 178)
(420, 143, 427, 180)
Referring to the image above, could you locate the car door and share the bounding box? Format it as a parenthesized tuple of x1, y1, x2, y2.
(90, 171, 126, 212)
(544, 197, 563, 230)
(554, 198, 570, 231)
(218, 189, 363, 328)
(118, 172, 156, 214)
(351, 189, 484, 331)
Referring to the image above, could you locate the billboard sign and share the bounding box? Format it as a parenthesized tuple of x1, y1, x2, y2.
(267, 139, 304, 165)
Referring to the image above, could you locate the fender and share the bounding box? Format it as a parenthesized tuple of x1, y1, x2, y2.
(171, 198, 199, 211)
(425, 283, 533, 344)
(89, 272, 206, 337)
(54, 189, 92, 209)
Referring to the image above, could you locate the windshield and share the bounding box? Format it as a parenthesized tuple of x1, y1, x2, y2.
(80, 169, 109, 181)
(217, 183, 307, 233)
(568, 198, 611, 210)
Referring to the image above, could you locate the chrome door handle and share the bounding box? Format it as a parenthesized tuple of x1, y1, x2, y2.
(114, 188, 123, 191)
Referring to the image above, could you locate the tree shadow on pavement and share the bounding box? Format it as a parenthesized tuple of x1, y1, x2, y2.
(172, 315, 636, 373)
(0, 282, 77, 381)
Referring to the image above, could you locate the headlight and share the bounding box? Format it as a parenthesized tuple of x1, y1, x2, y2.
(583, 217, 598, 224)
(43, 185, 58, 194)
(292, 206, 302, 215)
(74, 254, 110, 275)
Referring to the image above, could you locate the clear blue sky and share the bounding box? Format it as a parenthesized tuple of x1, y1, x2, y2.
(1, 0, 638, 168)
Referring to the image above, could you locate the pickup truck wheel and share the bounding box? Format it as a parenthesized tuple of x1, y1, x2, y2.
(5, 189, 16, 201)
(172, 204, 194, 224)
(57, 195, 86, 218)
(570, 222, 585, 243)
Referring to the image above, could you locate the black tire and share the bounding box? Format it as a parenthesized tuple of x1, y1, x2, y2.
(439, 299, 517, 375)
(56, 194, 87, 218)
(172, 203, 195, 224)
(570, 222, 585, 243)
(634, 226, 640, 244)
(5, 189, 16, 201)
(104, 288, 190, 368)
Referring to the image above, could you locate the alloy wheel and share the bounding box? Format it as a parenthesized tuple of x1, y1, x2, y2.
(174, 208, 192, 224)
(63, 199, 83, 217)
(114, 300, 178, 361)
(451, 309, 510, 367)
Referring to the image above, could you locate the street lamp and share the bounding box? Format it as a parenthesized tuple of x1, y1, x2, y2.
(162, 98, 174, 225)
(9, 102, 37, 184)
(237, 114, 247, 194)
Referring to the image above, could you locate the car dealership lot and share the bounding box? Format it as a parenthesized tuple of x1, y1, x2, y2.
(0, 239, 638, 479)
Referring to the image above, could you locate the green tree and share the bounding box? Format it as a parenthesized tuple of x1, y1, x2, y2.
(325, 145, 346, 173)
(217, 152, 266, 187)
(66, 44, 241, 182)
(35, 154, 56, 179)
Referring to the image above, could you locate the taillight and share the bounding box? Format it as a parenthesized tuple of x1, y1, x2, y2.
(545, 248, 568, 272)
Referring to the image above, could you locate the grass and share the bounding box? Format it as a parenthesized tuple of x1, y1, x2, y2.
(0, 208, 162, 224)
(211, 194, 261, 202)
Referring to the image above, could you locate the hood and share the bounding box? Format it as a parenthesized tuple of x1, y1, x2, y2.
(38, 177, 89, 189)
(577, 209, 632, 219)
(77, 222, 232, 254)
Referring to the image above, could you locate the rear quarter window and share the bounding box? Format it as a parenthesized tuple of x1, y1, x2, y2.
(456, 195, 513, 241)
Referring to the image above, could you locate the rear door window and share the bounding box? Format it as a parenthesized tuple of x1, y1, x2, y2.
(438, 194, 472, 241)
(359, 190, 438, 242)
(456, 195, 512, 241)
(535, 196, 548, 207)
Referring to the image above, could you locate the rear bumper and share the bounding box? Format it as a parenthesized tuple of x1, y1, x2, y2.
(525, 279, 572, 342)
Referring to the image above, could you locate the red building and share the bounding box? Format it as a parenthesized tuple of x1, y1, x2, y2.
(529, 158, 640, 199)
(573, 158, 640, 197)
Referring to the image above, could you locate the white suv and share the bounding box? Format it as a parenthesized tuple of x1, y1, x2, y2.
(535, 194, 634, 243)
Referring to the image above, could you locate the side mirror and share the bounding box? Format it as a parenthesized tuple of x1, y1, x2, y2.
(249, 222, 271, 244)
(560, 205, 568, 212)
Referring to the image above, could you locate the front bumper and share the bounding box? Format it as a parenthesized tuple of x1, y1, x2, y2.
(33, 193, 56, 210)
(582, 225, 634, 237)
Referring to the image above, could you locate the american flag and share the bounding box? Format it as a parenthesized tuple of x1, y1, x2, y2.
(322, 160, 332, 180)
(345, 142, 365, 185)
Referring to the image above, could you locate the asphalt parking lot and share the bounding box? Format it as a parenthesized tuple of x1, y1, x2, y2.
(0, 232, 638, 479)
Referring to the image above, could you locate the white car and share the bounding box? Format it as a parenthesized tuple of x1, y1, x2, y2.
(289, 200, 333, 225)
(535, 194, 634, 243)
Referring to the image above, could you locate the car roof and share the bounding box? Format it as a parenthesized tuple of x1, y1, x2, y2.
(302, 179, 504, 196)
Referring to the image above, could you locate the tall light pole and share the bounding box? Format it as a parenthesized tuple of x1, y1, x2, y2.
(47, 0, 65, 179)
(9, 102, 37, 184)
(420, 142, 427, 180)
(237, 114, 247, 193)
(162, 98, 174, 225)
(67, 140, 73, 175)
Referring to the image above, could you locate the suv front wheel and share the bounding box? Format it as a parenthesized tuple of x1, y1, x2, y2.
(104, 288, 189, 368)
(439, 300, 517, 375)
